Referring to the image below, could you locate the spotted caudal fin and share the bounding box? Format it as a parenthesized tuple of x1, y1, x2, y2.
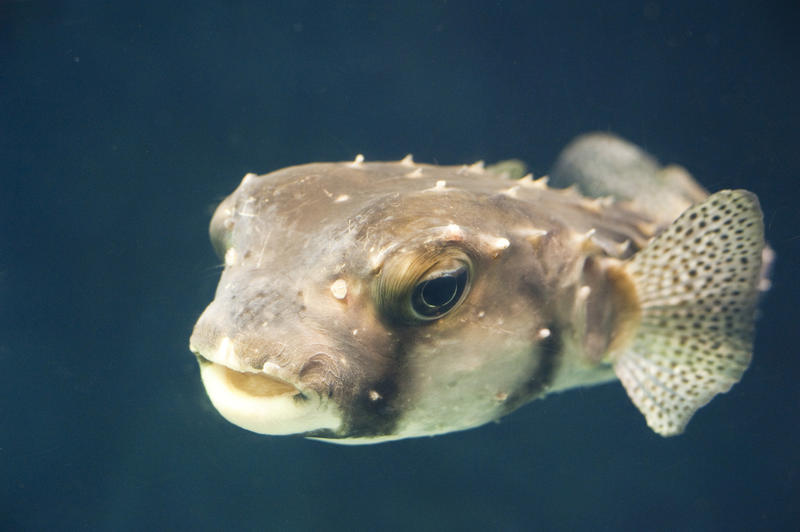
(614, 190, 766, 436)
(551, 133, 708, 226)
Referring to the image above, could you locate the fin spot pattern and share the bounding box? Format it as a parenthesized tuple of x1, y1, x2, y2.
(616, 190, 764, 436)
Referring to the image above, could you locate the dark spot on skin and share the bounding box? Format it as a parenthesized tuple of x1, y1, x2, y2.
(500, 324, 562, 415)
(303, 329, 414, 440)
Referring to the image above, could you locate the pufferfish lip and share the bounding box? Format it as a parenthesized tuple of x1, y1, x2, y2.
(195, 355, 304, 399)
(193, 354, 342, 436)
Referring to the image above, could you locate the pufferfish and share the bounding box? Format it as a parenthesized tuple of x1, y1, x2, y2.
(189, 133, 770, 444)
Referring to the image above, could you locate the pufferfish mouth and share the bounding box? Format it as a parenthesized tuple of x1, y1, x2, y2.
(193, 352, 342, 436)
(196, 355, 302, 397)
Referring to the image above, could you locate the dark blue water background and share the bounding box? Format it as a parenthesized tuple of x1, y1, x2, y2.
(2, 1, 798, 530)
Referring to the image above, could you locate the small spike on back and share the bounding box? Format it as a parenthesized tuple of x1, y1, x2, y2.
(558, 183, 580, 196)
(514, 227, 548, 246)
(581, 197, 613, 214)
(478, 234, 511, 257)
(615, 239, 633, 256)
(575, 228, 602, 253)
(635, 221, 658, 238)
(521, 175, 549, 190)
(468, 161, 485, 173)
(350, 154, 365, 168)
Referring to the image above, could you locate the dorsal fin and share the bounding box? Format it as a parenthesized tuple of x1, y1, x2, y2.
(550, 133, 708, 226)
(614, 190, 765, 436)
(486, 159, 528, 180)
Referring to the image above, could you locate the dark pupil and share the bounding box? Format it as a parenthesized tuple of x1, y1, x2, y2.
(412, 267, 468, 318)
(422, 276, 458, 307)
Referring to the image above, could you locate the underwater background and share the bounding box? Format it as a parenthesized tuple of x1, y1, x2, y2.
(2, 1, 798, 530)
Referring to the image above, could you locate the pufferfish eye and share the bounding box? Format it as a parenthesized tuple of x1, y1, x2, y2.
(375, 248, 474, 325)
(411, 266, 469, 319)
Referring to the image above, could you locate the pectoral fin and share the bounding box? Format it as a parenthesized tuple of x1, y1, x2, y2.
(614, 190, 766, 436)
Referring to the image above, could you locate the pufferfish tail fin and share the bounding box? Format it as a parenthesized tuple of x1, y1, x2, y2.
(614, 190, 766, 436)
(551, 133, 708, 226)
